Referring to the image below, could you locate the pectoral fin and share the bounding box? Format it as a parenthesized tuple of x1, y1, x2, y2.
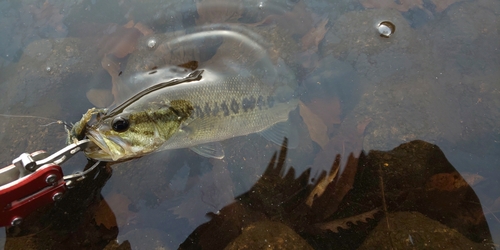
(259, 121, 299, 149)
(190, 142, 225, 159)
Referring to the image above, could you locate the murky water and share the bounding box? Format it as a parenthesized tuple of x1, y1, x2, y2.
(0, 0, 499, 249)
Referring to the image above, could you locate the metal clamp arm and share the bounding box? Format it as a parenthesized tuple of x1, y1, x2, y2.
(0, 164, 65, 227)
(0, 139, 95, 227)
(12, 139, 91, 173)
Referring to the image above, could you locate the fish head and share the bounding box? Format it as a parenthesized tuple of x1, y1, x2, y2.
(84, 110, 179, 162)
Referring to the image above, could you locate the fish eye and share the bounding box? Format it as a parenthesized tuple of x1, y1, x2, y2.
(111, 116, 130, 132)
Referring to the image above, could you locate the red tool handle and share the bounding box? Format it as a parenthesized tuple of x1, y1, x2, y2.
(0, 164, 66, 227)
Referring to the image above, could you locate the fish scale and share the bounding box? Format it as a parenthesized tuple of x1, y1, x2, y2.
(84, 72, 298, 161)
(151, 75, 296, 150)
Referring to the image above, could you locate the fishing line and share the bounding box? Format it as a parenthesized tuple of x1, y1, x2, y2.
(0, 114, 70, 128)
(39, 121, 65, 127)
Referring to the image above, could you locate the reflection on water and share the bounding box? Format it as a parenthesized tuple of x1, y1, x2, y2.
(0, 0, 500, 249)
(180, 140, 492, 249)
(3, 140, 494, 249)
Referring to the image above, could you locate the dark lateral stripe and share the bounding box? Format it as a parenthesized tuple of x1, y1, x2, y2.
(221, 101, 230, 116)
(194, 105, 204, 118)
(141, 130, 155, 136)
(130, 126, 154, 136)
(230, 99, 239, 114)
(148, 111, 167, 122)
(204, 103, 211, 116)
(242, 96, 256, 112)
(257, 95, 265, 110)
(212, 102, 220, 117)
(190, 95, 277, 118)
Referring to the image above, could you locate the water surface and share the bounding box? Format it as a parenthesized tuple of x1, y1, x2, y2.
(0, 0, 499, 249)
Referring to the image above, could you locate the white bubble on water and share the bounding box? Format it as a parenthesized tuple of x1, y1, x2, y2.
(147, 39, 157, 49)
(377, 21, 395, 38)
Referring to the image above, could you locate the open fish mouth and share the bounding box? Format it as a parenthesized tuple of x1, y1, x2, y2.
(85, 129, 128, 161)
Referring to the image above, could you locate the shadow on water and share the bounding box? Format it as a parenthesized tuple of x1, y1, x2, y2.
(4, 139, 494, 249)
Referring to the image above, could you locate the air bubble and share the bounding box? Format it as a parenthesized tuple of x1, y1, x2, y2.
(377, 21, 395, 38)
(147, 39, 157, 49)
(258, 2, 264, 9)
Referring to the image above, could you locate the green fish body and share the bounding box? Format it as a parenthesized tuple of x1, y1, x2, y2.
(85, 69, 298, 161)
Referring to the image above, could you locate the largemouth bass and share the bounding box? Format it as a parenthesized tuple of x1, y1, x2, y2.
(84, 68, 298, 161)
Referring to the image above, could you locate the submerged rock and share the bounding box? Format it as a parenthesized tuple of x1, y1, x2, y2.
(358, 211, 493, 250)
(225, 220, 313, 250)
